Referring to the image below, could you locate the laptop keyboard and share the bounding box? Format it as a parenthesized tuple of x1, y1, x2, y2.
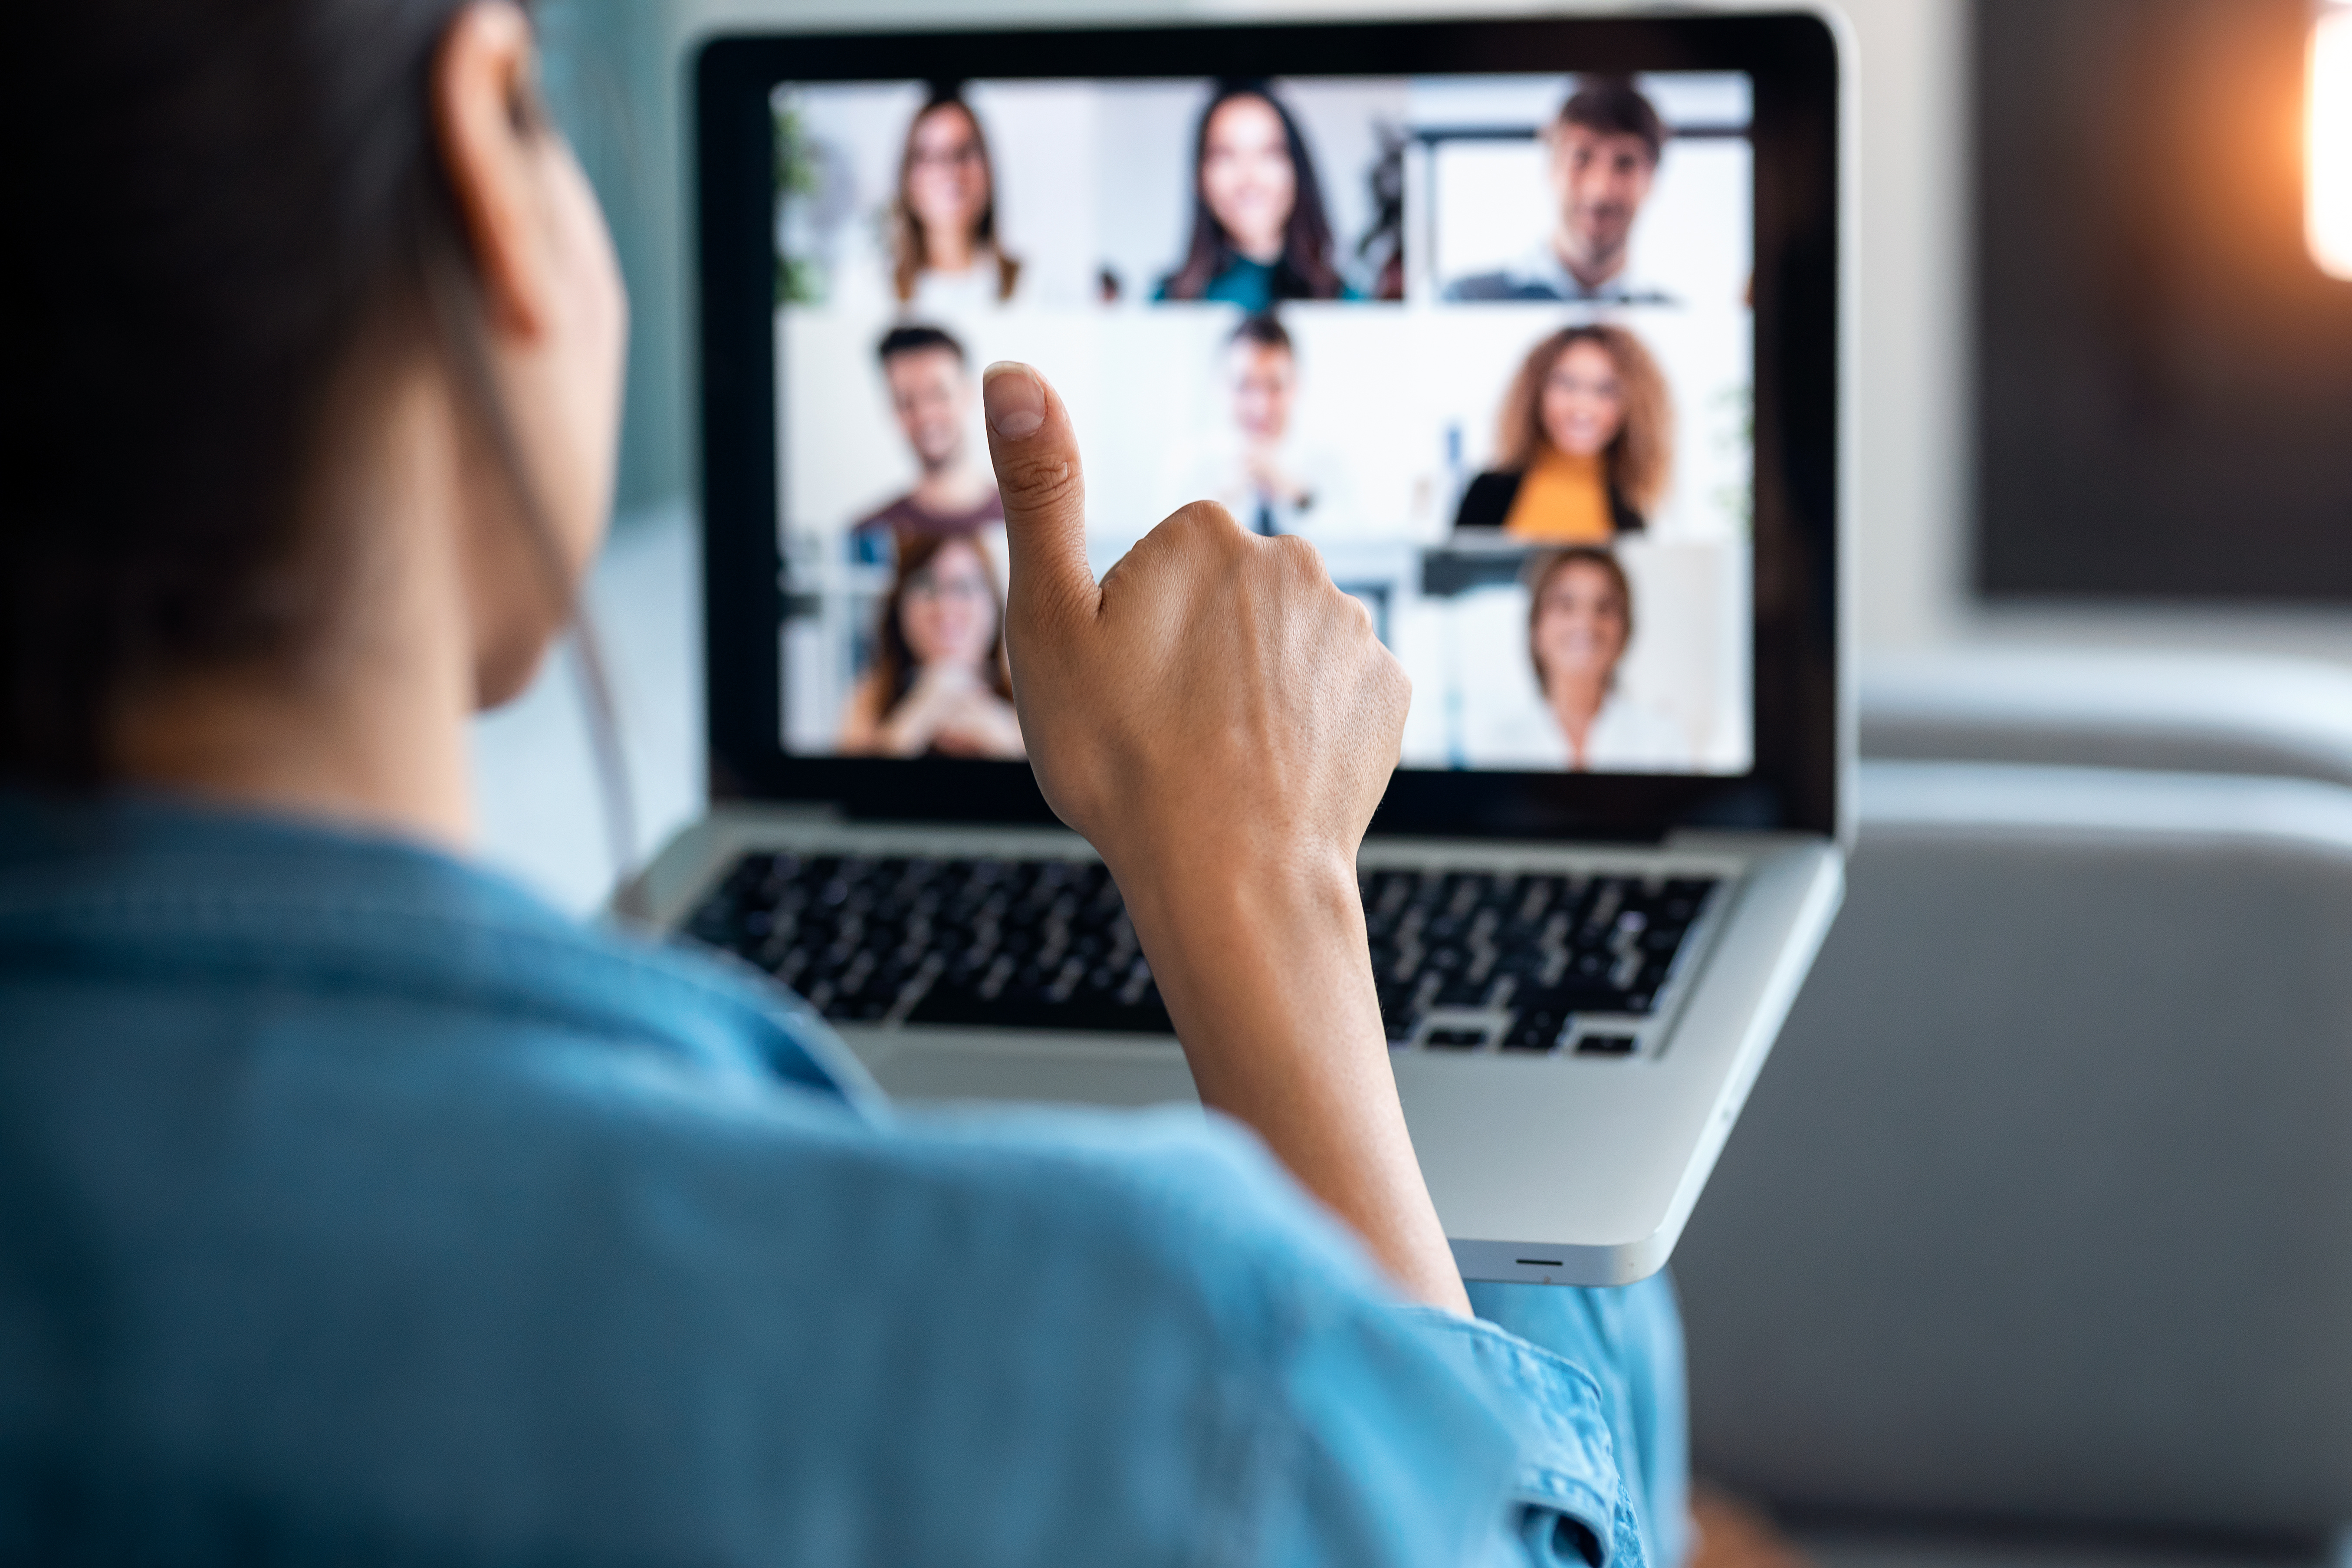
(683, 852, 1719, 1055)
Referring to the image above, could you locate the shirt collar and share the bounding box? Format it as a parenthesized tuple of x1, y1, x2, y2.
(1513, 242, 1669, 304)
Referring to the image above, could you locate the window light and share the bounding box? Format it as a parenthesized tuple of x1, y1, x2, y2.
(2309, 0, 2352, 278)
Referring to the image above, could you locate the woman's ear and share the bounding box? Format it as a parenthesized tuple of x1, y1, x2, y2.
(432, 2, 555, 339)
(422, 0, 628, 714)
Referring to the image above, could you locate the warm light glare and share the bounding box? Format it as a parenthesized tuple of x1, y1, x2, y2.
(2309, 2, 2352, 278)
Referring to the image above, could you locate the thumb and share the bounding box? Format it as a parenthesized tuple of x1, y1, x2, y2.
(982, 362, 1097, 628)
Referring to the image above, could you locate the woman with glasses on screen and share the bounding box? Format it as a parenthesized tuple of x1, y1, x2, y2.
(886, 86, 1026, 313)
(0, 3, 1687, 1563)
(1454, 323, 1673, 542)
(837, 533, 1025, 759)
(1155, 81, 1355, 307)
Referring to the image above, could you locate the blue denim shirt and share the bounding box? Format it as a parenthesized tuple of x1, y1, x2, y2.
(0, 795, 1685, 1566)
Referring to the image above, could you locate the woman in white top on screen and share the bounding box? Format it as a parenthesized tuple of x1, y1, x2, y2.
(1475, 547, 1691, 772)
(886, 87, 1024, 314)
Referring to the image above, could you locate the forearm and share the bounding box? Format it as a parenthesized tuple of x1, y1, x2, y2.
(978, 360, 1452, 1309)
(1117, 845, 1470, 1315)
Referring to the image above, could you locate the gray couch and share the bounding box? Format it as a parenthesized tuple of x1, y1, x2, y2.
(1861, 647, 2352, 789)
(1676, 650, 2352, 1549)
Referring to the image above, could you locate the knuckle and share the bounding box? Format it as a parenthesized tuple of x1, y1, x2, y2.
(1275, 535, 1324, 580)
(1001, 451, 1081, 514)
(1169, 498, 1238, 537)
(1176, 505, 1251, 562)
(1144, 500, 1230, 569)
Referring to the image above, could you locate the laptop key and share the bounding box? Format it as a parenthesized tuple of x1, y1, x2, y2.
(1574, 1033, 1640, 1058)
(909, 983, 1174, 1035)
(1501, 1009, 1565, 1053)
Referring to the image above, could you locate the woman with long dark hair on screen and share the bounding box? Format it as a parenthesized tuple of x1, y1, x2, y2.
(1455, 322, 1674, 540)
(838, 533, 1024, 759)
(0, 2, 1685, 1562)
(887, 85, 1024, 312)
(1155, 80, 1353, 307)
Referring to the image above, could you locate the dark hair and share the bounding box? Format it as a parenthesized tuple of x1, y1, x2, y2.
(877, 323, 968, 368)
(1162, 83, 1342, 302)
(1355, 124, 1407, 302)
(4, 0, 560, 790)
(869, 533, 1012, 713)
(889, 89, 1020, 304)
(1555, 78, 1666, 164)
(1227, 312, 1293, 356)
(1526, 547, 1635, 696)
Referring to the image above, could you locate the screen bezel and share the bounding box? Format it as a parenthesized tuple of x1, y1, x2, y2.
(697, 13, 1841, 841)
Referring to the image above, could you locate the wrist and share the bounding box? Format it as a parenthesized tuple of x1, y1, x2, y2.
(1107, 828, 1373, 1072)
(1110, 838, 1470, 1305)
(1112, 838, 1365, 989)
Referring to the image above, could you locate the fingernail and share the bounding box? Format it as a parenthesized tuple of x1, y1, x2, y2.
(982, 362, 1045, 439)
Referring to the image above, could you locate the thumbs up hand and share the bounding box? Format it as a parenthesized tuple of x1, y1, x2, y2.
(982, 362, 1465, 1315)
(982, 360, 1408, 895)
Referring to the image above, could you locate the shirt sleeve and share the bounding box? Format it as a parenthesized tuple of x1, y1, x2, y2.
(811, 1098, 1675, 1568)
(919, 1104, 1662, 1568)
(659, 990, 1674, 1568)
(1391, 1307, 1650, 1568)
(1467, 1277, 1690, 1568)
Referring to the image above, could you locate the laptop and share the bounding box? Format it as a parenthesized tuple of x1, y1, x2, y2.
(637, 9, 1853, 1286)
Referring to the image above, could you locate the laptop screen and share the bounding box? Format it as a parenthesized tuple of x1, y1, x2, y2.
(769, 71, 1755, 779)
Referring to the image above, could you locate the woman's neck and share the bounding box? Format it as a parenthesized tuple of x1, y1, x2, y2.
(110, 375, 480, 851)
(1538, 444, 1603, 473)
(1547, 675, 1608, 762)
(923, 224, 978, 273)
(112, 660, 475, 850)
(1232, 231, 1284, 267)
